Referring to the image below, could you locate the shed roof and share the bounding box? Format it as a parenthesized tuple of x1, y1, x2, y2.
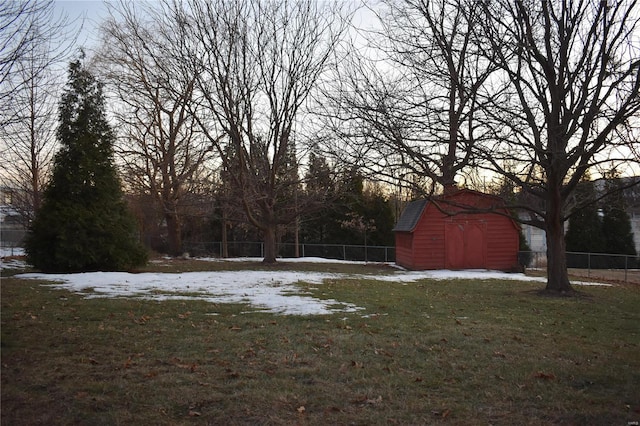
(393, 189, 519, 234)
(392, 199, 427, 232)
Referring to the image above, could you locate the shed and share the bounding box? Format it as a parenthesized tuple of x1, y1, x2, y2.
(394, 189, 520, 270)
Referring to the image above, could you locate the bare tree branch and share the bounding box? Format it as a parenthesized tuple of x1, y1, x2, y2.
(97, 0, 214, 256)
(477, 0, 640, 292)
(318, 0, 501, 196)
(181, 0, 349, 263)
(0, 0, 78, 222)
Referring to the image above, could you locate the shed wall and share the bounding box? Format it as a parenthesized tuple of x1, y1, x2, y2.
(394, 232, 415, 269)
(394, 190, 520, 271)
(412, 206, 446, 269)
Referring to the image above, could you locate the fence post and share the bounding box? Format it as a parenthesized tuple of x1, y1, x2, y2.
(625, 255, 628, 283)
(302, 244, 305, 258)
(343, 245, 346, 261)
(587, 252, 591, 278)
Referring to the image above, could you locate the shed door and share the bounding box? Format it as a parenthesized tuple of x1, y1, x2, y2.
(445, 223, 465, 269)
(465, 222, 486, 268)
(445, 222, 486, 269)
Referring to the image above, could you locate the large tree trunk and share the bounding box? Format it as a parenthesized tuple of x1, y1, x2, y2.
(262, 225, 278, 264)
(544, 186, 573, 293)
(221, 209, 229, 258)
(165, 213, 182, 256)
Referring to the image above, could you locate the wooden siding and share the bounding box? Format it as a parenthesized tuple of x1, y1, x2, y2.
(394, 232, 415, 269)
(394, 189, 519, 271)
(412, 205, 446, 269)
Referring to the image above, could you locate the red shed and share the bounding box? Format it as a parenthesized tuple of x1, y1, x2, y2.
(394, 189, 520, 270)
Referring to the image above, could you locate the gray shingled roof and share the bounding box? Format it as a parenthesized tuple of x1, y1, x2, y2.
(392, 199, 428, 232)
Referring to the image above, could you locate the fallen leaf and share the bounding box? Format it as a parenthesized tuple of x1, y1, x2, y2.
(534, 371, 556, 380)
(351, 395, 383, 405)
(366, 395, 383, 404)
(297, 406, 305, 413)
(188, 410, 201, 417)
(432, 409, 451, 418)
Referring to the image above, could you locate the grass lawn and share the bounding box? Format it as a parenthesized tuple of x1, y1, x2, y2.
(1, 260, 639, 425)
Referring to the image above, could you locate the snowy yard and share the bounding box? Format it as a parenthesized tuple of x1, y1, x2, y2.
(2, 251, 635, 426)
(4, 250, 610, 316)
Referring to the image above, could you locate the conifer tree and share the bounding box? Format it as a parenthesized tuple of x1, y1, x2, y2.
(565, 174, 605, 254)
(601, 172, 637, 260)
(25, 55, 147, 272)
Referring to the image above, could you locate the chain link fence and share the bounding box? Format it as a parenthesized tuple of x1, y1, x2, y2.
(5, 231, 637, 284)
(0, 228, 26, 255)
(184, 241, 396, 263)
(520, 250, 640, 284)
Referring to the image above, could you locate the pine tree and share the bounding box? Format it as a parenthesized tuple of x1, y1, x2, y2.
(25, 56, 147, 272)
(360, 184, 395, 246)
(565, 174, 605, 254)
(601, 172, 637, 259)
(300, 150, 336, 244)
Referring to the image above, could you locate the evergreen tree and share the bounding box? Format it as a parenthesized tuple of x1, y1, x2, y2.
(300, 166, 395, 247)
(601, 172, 637, 258)
(360, 185, 395, 246)
(565, 174, 605, 254)
(25, 56, 147, 272)
(300, 150, 337, 244)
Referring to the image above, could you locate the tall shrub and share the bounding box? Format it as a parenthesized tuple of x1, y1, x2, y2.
(25, 56, 147, 272)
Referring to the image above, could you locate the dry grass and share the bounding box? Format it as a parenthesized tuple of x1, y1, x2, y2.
(2, 260, 639, 425)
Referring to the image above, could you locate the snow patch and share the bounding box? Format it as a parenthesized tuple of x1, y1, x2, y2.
(15, 257, 612, 316)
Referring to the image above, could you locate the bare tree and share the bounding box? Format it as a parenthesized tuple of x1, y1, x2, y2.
(0, 0, 76, 221)
(320, 0, 499, 195)
(478, 0, 640, 293)
(1, 44, 58, 221)
(98, 1, 213, 256)
(182, 0, 347, 263)
(1, 0, 46, 105)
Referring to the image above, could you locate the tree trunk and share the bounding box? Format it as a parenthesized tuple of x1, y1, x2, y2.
(165, 213, 182, 256)
(221, 208, 229, 258)
(544, 187, 573, 293)
(262, 225, 278, 264)
(294, 216, 300, 258)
